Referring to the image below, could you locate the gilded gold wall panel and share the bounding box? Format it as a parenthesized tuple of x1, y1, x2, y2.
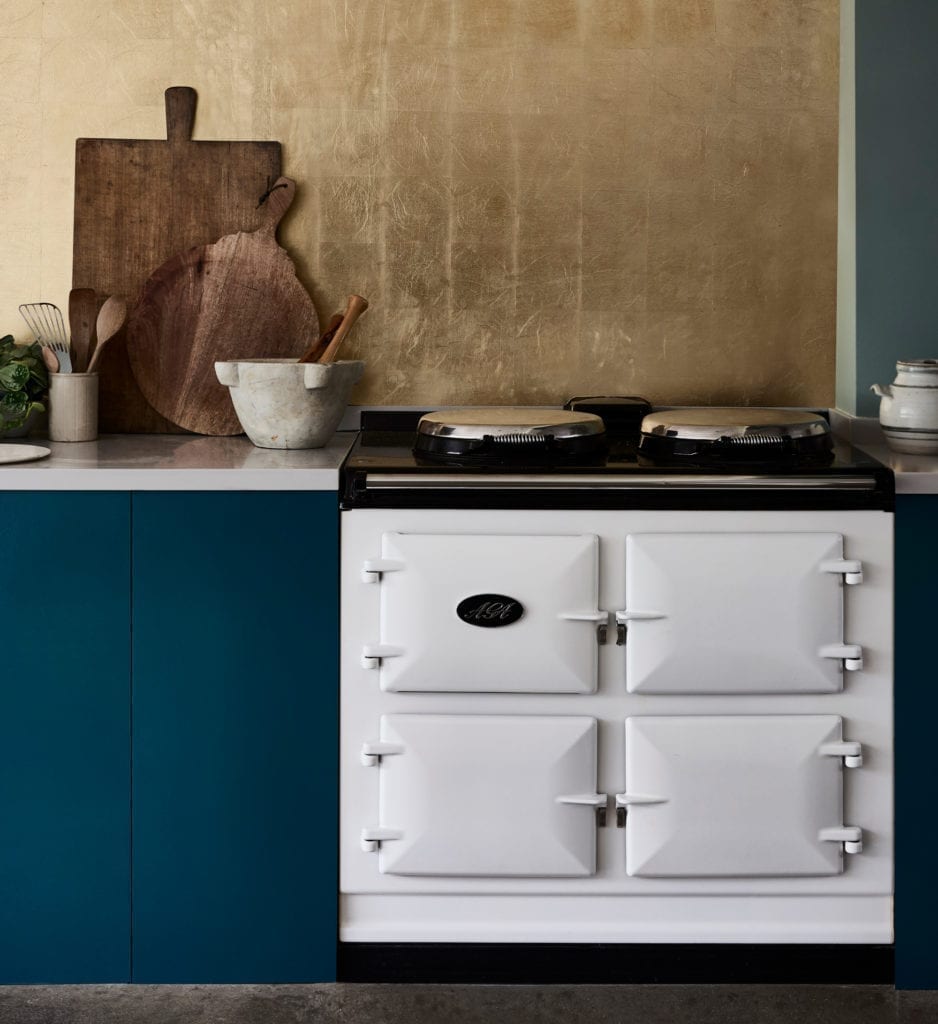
(3, 0, 838, 407)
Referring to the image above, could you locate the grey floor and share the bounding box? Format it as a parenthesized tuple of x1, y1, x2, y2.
(0, 985, 936, 1024)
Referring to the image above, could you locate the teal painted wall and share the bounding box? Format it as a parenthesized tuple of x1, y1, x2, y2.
(855, 0, 938, 415)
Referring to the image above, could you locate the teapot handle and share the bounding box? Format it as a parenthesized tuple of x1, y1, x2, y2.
(871, 383, 891, 398)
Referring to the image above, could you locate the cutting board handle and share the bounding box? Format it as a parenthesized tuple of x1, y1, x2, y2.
(255, 176, 296, 235)
(165, 87, 196, 145)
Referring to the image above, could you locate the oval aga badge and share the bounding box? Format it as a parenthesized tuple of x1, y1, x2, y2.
(456, 594, 524, 628)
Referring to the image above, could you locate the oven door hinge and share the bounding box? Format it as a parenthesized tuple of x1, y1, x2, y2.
(556, 792, 609, 827)
(819, 825, 863, 855)
(361, 644, 405, 669)
(819, 740, 864, 768)
(818, 643, 864, 672)
(614, 610, 666, 646)
(360, 741, 405, 767)
(614, 791, 668, 827)
(361, 558, 405, 584)
(361, 827, 404, 853)
(820, 559, 864, 585)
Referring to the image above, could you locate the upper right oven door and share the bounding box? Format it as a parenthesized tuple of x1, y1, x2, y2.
(622, 532, 860, 694)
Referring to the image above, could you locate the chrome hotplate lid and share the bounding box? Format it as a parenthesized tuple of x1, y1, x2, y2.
(417, 407, 605, 441)
(415, 407, 608, 462)
(641, 407, 831, 442)
(638, 407, 834, 466)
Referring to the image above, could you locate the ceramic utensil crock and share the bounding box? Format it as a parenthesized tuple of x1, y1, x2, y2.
(49, 372, 98, 442)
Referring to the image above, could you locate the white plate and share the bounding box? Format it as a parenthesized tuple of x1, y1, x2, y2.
(0, 443, 51, 465)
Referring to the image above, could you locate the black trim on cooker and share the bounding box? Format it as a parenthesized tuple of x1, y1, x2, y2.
(337, 942, 894, 985)
(341, 473, 895, 512)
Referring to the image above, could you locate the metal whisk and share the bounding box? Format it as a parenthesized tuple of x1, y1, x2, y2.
(19, 302, 72, 373)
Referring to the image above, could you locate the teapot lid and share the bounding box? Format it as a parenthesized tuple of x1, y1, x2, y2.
(897, 359, 938, 371)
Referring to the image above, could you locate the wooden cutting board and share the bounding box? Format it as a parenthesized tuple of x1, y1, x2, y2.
(73, 86, 282, 433)
(126, 177, 320, 436)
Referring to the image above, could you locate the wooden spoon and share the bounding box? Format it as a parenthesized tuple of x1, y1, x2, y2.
(318, 294, 369, 364)
(69, 288, 98, 372)
(40, 346, 59, 374)
(298, 312, 344, 364)
(87, 296, 127, 374)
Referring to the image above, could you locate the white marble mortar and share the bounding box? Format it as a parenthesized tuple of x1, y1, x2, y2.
(215, 358, 364, 449)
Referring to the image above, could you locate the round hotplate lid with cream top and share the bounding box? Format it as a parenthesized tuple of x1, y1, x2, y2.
(414, 407, 607, 461)
(639, 407, 834, 464)
(641, 407, 831, 441)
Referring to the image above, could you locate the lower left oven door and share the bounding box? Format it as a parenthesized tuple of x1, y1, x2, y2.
(361, 714, 604, 877)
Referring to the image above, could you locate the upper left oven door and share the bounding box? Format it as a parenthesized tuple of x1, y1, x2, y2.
(361, 532, 605, 692)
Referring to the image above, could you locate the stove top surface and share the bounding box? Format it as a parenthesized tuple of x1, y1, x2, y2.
(347, 410, 874, 472)
(341, 410, 894, 511)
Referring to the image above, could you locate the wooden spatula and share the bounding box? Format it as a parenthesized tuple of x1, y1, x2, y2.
(127, 176, 319, 435)
(88, 296, 128, 373)
(68, 288, 97, 372)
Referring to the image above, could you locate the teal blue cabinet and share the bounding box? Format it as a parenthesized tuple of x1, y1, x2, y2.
(895, 494, 938, 989)
(131, 492, 338, 982)
(0, 492, 131, 983)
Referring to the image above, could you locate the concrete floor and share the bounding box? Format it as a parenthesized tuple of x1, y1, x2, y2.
(0, 985, 936, 1024)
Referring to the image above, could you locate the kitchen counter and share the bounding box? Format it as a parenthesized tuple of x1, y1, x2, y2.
(0, 433, 356, 490)
(830, 409, 938, 495)
(856, 444, 938, 494)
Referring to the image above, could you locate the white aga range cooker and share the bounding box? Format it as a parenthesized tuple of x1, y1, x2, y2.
(339, 405, 895, 981)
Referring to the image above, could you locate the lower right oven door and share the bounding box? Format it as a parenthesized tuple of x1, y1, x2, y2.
(621, 715, 862, 878)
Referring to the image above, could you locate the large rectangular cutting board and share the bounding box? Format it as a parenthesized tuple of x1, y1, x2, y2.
(73, 86, 282, 433)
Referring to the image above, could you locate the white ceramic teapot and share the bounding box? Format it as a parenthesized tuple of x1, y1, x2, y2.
(871, 359, 938, 454)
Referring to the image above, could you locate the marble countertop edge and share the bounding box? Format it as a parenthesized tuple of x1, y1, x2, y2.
(0, 432, 356, 491)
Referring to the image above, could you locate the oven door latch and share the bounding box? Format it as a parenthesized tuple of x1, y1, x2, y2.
(361, 558, 404, 583)
(818, 643, 864, 672)
(614, 610, 666, 646)
(819, 826, 864, 855)
(558, 610, 611, 644)
(614, 791, 669, 827)
(819, 559, 864, 585)
(556, 792, 609, 827)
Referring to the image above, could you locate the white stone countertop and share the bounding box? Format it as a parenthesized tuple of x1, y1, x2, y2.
(857, 443, 938, 495)
(0, 432, 356, 490)
(830, 410, 938, 494)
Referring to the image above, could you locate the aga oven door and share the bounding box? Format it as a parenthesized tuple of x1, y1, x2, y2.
(619, 715, 863, 878)
(362, 532, 605, 692)
(620, 532, 863, 693)
(361, 715, 605, 877)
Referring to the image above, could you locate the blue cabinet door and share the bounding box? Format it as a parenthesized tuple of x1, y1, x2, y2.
(895, 494, 938, 989)
(0, 492, 131, 982)
(131, 492, 338, 982)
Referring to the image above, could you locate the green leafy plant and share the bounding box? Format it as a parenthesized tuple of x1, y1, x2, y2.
(0, 335, 48, 432)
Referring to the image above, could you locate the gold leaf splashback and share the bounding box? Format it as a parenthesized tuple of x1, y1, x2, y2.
(11, 0, 838, 409)
(292, 0, 839, 407)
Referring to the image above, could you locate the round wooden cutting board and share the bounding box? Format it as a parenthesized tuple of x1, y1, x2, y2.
(126, 176, 319, 435)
